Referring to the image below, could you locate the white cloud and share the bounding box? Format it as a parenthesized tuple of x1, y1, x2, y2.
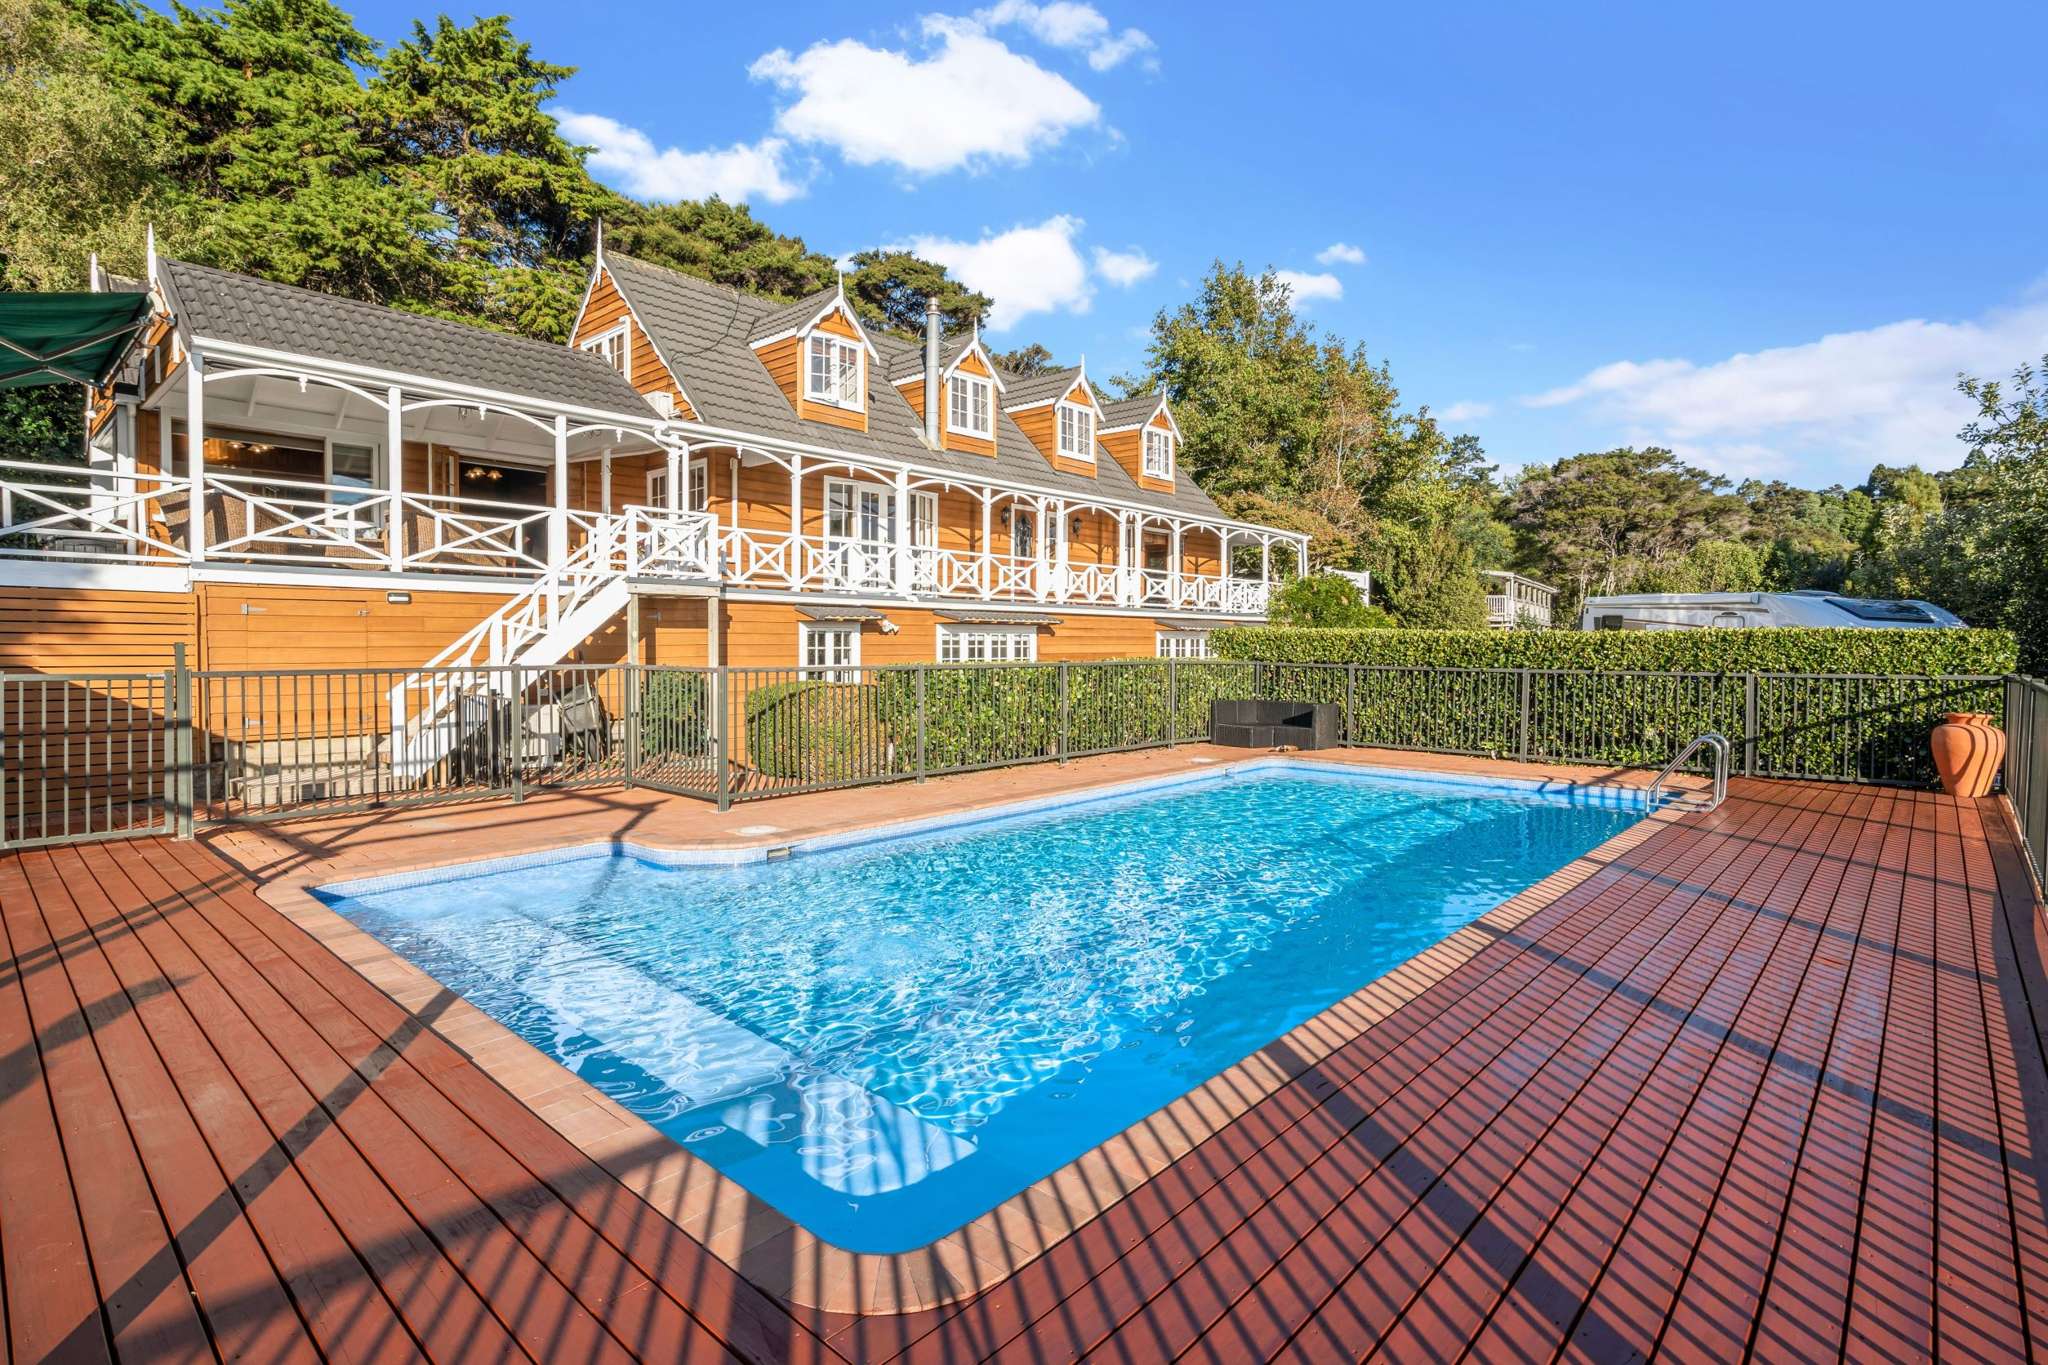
(1274, 269, 1343, 304)
(558, 110, 806, 204)
(1524, 290, 2048, 482)
(1439, 401, 1493, 423)
(750, 18, 1100, 177)
(1316, 241, 1368, 267)
(898, 215, 1093, 331)
(973, 1, 1157, 71)
(1092, 245, 1157, 288)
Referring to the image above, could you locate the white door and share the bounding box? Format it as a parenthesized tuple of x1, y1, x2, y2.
(826, 481, 895, 588)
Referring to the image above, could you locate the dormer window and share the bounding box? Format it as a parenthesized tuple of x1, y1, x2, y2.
(806, 333, 863, 409)
(948, 373, 992, 438)
(1143, 427, 1174, 479)
(580, 322, 629, 380)
(1057, 401, 1095, 461)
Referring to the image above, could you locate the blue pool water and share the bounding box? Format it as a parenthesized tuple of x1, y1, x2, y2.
(320, 765, 1641, 1252)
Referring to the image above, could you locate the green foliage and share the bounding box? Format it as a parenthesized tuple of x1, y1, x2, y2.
(1633, 539, 1766, 594)
(1216, 628, 2013, 783)
(636, 669, 707, 759)
(1508, 448, 1746, 620)
(367, 13, 608, 336)
(1210, 625, 2017, 675)
(1849, 357, 2048, 673)
(604, 197, 834, 302)
(0, 0, 161, 290)
(1268, 573, 1392, 628)
(27, 1, 984, 346)
(743, 680, 890, 782)
(991, 342, 1058, 376)
(843, 249, 992, 335)
(0, 387, 81, 459)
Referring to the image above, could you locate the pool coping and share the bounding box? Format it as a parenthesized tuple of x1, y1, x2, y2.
(255, 752, 1697, 1315)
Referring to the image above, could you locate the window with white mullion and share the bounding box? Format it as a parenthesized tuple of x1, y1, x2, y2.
(800, 623, 861, 681)
(947, 374, 993, 438)
(806, 333, 865, 409)
(1155, 630, 1211, 659)
(938, 626, 1037, 664)
(1057, 402, 1095, 461)
(1143, 428, 1174, 479)
(579, 323, 629, 381)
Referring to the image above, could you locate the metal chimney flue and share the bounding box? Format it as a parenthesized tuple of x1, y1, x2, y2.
(923, 299, 942, 448)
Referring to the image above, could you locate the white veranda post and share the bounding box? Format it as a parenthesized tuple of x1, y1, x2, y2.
(385, 385, 404, 570)
(894, 469, 912, 595)
(550, 413, 568, 576)
(665, 446, 681, 512)
(185, 348, 206, 562)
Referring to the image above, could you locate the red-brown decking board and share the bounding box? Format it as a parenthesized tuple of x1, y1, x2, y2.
(3, 774, 2044, 1362)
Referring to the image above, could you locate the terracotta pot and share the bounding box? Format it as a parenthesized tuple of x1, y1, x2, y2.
(1930, 711, 2006, 798)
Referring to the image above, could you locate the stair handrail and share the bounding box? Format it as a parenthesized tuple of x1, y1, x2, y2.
(385, 513, 632, 775)
(1647, 731, 1730, 811)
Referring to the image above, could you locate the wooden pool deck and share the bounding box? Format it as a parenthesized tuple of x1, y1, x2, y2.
(3, 762, 2046, 1361)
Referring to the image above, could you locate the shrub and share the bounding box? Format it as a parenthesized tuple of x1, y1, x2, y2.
(742, 680, 898, 782)
(636, 670, 709, 759)
(1267, 573, 1393, 629)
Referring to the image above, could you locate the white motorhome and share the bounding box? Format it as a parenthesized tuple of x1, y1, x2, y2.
(1580, 590, 1964, 631)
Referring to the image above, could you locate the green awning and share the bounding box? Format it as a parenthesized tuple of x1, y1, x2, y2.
(0, 291, 154, 391)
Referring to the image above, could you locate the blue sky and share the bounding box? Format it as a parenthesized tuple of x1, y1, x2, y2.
(345, 0, 2048, 489)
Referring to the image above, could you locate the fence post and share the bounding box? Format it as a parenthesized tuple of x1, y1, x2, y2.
(1743, 672, 1758, 776)
(915, 666, 928, 782)
(508, 666, 525, 803)
(1517, 668, 1531, 763)
(714, 667, 731, 812)
(625, 663, 641, 787)
(1058, 662, 1071, 764)
(1346, 664, 1358, 747)
(1167, 656, 1180, 748)
(624, 599, 641, 788)
(170, 642, 193, 839)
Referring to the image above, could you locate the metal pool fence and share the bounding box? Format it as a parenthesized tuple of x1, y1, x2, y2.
(2007, 675, 2048, 886)
(0, 654, 2039, 871)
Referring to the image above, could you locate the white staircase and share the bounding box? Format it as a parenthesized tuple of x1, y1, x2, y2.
(388, 507, 714, 781)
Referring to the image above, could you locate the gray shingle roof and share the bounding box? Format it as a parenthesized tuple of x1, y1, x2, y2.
(1101, 393, 1165, 430)
(605, 252, 1232, 522)
(159, 258, 655, 418)
(1001, 366, 1084, 410)
(746, 285, 843, 345)
(885, 333, 977, 383)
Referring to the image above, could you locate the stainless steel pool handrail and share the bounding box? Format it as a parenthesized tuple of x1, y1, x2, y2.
(1648, 732, 1730, 811)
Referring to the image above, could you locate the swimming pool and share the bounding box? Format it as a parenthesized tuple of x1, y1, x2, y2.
(319, 763, 1644, 1253)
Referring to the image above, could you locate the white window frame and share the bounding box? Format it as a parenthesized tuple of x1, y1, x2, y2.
(645, 458, 708, 512)
(579, 322, 630, 382)
(323, 437, 386, 533)
(947, 373, 993, 439)
(806, 332, 865, 410)
(1143, 427, 1174, 480)
(1156, 630, 1211, 659)
(938, 625, 1038, 664)
(1056, 401, 1095, 461)
(799, 622, 861, 680)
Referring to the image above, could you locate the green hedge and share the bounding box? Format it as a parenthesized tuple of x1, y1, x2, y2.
(1215, 627, 2014, 783)
(1210, 625, 2017, 675)
(869, 661, 1254, 773)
